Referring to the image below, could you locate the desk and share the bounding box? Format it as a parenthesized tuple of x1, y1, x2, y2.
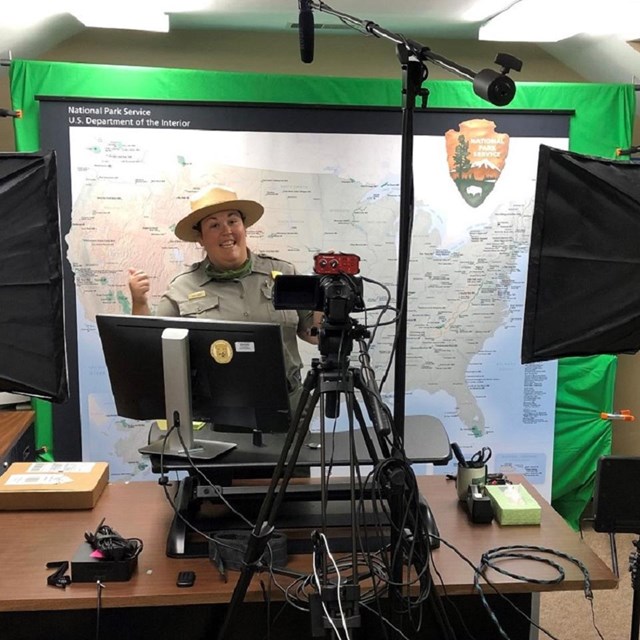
(0, 410, 35, 472)
(0, 475, 616, 639)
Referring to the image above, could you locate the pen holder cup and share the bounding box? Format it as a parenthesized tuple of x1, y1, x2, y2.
(456, 464, 487, 501)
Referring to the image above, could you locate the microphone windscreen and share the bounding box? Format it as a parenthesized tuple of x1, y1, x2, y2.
(299, 6, 315, 64)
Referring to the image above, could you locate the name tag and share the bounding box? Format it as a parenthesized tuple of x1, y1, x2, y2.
(188, 290, 206, 300)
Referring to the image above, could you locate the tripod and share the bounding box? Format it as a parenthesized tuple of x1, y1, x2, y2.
(217, 321, 442, 640)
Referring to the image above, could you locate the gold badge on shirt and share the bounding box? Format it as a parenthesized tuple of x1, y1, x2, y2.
(210, 340, 233, 364)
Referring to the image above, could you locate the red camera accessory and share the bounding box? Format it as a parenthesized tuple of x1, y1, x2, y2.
(313, 252, 360, 275)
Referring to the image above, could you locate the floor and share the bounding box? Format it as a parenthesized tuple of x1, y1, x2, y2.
(539, 526, 637, 640)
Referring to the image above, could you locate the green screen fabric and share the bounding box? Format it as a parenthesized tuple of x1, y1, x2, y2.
(553, 355, 617, 527)
(9, 60, 636, 527)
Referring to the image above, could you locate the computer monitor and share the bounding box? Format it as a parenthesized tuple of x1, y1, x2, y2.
(96, 314, 292, 460)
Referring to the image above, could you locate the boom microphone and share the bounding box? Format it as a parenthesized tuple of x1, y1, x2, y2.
(298, 0, 314, 64)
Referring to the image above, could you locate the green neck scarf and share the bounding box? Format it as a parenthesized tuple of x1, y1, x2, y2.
(205, 254, 253, 281)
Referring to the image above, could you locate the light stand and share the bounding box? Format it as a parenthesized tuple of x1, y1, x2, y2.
(305, 0, 521, 439)
(304, 2, 520, 632)
(630, 539, 640, 640)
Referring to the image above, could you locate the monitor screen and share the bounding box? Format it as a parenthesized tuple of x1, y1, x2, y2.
(96, 314, 292, 457)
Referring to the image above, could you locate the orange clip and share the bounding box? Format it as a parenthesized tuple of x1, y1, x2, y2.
(600, 410, 635, 421)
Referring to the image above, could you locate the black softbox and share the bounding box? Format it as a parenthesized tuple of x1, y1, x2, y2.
(522, 145, 640, 364)
(0, 151, 68, 402)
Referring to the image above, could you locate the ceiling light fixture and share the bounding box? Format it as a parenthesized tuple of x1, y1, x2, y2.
(479, 0, 640, 42)
(71, 10, 169, 32)
(461, 0, 522, 23)
(69, 0, 215, 32)
(479, 0, 581, 42)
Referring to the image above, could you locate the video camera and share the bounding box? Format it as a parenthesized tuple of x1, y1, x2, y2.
(273, 253, 365, 366)
(273, 252, 364, 321)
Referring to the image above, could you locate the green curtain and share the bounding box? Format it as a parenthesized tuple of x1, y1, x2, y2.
(9, 60, 636, 527)
(553, 356, 617, 526)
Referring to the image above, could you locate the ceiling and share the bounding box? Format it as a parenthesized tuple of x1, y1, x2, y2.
(1, 1, 639, 88)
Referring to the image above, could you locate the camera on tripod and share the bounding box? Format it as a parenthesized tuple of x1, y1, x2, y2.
(274, 253, 366, 418)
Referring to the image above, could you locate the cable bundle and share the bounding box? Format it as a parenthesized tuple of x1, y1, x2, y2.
(84, 518, 143, 561)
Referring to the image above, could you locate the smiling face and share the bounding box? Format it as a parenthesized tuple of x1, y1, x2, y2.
(197, 209, 248, 271)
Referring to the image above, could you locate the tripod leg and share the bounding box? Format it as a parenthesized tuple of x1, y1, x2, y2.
(353, 370, 391, 463)
(610, 532, 619, 578)
(217, 366, 321, 640)
(312, 378, 363, 639)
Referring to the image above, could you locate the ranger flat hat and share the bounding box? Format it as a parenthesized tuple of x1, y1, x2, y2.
(175, 185, 264, 242)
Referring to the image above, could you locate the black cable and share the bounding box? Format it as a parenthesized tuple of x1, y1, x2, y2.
(359, 275, 398, 340)
(437, 536, 604, 640)
(359, 601, 411, 640)
(261, 544, 305, 638)
(354, 455, 456, 639)
(279, 552, 389, 609)
(478, 544, 605, 640)
(430, 554, 479, 640)
(84, 519, 143, 561)
(480, 544, 594, 594)
(159, 426, 253, 547)
(357, 273, 401, 394)
(165, 422, 254, 526)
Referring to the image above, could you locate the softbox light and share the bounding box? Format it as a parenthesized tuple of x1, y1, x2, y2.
(522, 145, 640, 364)
(0, 151, 68, 402)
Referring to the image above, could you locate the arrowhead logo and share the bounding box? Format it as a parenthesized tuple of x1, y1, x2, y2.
(444, 119, 510, 208)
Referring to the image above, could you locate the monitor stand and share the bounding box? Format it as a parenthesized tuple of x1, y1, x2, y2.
(165, 474, 391, 558)
(138, 432, 236, 460)
(138, 327, 237, 461)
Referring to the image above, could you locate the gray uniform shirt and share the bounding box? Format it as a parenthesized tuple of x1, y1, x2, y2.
(156, 253, 314, 394)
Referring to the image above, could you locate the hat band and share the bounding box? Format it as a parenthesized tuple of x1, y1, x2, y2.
(192, 209, 245, 233)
